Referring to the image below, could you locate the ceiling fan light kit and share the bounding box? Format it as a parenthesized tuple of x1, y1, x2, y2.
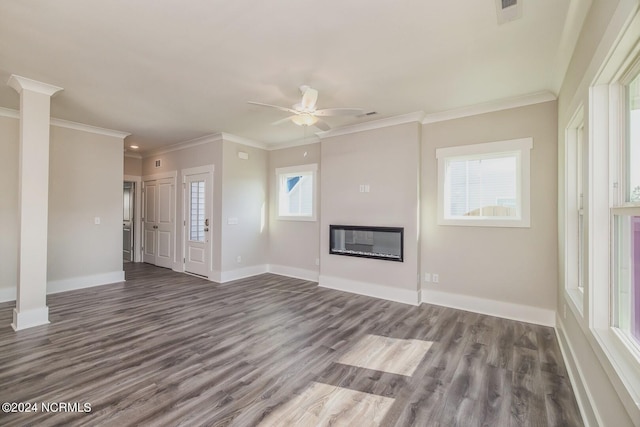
(291, 113, 318, 126)
(248, 85, 364, 130)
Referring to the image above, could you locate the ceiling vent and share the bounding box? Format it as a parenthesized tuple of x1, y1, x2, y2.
(495, 0, 522, 24)
(358, 111, 378, 118)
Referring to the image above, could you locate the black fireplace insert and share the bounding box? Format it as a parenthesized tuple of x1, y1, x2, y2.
(329, 225, 404, 262)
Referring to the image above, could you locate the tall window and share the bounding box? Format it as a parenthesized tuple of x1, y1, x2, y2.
(565, 107, 586, 311)
(580, 11, 640, 417)
(612, 72, 640, 347)
(436, 138, 532, 227)
(275, 164, 317, 221)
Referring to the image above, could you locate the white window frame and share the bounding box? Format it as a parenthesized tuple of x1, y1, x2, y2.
(275, 163, 318, 221)
(587, 15, 640, 416)
(436, 138, 532, 228)
(565, 105, 586, 317)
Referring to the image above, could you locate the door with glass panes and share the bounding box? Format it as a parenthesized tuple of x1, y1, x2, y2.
(184, 172, 211, 277)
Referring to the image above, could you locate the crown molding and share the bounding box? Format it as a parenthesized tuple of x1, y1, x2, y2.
(144, 133, 224, 157)
(221, 132, 268, 150)
(7, 75, 63, 97)
(124, 152, 143, 159)
(317, 111, 426, 140)
(0, 106, 130, 139)
(51, 118, 130, 139)
(143, 132, 268, 158)
(267, 135, 320, 151)
(0, 107, 19, 119)
(421, 91, 557, 124)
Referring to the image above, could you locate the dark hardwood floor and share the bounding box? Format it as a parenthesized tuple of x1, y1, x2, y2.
(0, 263, 582, 426)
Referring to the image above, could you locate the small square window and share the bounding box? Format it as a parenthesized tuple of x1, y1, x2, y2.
(276, 164, 317, 221)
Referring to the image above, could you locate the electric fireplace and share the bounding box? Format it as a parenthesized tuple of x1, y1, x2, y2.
(329, 225, 404, 262)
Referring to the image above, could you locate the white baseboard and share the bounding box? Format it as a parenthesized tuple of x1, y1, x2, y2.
(268, 264, 319, 282)
(0, 271, 125, 303)
(0, 287, 17, 303)
(555, 316, 600, 427)
(319, 275, 420, 306)
(421, 289, 556, 327)
(47, 271, 125, 295)
(12, 306, 50, 330)
(219, 264, 268, 283)
(210, 270, 222, 283)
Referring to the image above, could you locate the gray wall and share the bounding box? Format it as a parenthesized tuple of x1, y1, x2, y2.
(124, 155, 142, 176)
(220, 140, 269, 273)
(268, 143, 321, 277)
(320, 122, 421, 301)
(0, 115, 124, 300)
(0, 116, 19, 298)
(48, 126, 124, 281)
(421, 101, 558, 313)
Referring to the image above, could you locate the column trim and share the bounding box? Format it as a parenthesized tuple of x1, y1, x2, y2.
(8, 75, 63, 96)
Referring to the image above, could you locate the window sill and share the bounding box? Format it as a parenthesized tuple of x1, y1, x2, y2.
(437, 218, 530, 228)
(590, 327, 640, 422)
(277, 216, 317, 222)
(565, 288, 584, 319)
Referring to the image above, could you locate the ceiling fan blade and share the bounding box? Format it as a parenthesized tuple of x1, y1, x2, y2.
(313, 119, 331, 131)
(300, 86, 318, 110)
(247, 101, 298, 115)
(272, 115, 298, 126)
(314, 107, 364, 117)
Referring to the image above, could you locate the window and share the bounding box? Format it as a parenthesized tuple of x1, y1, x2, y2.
(565, 107, 586, 315)
(189, 180, 205, 242)
(436, 138, 532, 227)
(588, 29, 640, 410)
(275, 164, 317, 221)
(612, 72, 640, 348)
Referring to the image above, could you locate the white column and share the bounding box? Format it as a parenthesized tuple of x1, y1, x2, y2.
(8, 75, 62, 331)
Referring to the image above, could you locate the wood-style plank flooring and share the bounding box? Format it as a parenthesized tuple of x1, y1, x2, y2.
(0, 263, 582, 426)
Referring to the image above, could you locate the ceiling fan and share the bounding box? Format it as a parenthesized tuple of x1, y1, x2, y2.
(248, 85, 364, 131)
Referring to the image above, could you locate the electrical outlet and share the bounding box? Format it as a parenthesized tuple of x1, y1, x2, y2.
(424, 273, 431, 282)
(315, 258, 320, 266)
(236, 256, 242, 263)
(432, 274, 439, 283)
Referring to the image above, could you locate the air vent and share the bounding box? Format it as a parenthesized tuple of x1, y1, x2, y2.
(496, 0, 522, 24)
(358, 111, 378, 118)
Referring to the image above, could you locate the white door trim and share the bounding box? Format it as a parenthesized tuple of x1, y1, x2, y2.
(142, 170, 178, 269)
(182, 165, 215, 280)
(124, 174, 142, 263)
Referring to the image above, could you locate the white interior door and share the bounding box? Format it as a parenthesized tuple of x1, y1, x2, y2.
(143, 181, 157, 265)
(155, 178, 174, 269)
(184, 172, 211, 277)
(143, 176, 175, 268)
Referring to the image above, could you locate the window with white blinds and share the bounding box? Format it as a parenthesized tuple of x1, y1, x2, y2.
(437, 138, 532, 227)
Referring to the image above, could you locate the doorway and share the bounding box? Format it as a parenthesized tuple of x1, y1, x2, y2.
(123, 181, 135, 262)
(183, 165, 214, 278)
(142, 172, 177, 269)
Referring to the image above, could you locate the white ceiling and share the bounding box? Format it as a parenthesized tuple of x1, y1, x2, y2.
(0, 0, 588, 152)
